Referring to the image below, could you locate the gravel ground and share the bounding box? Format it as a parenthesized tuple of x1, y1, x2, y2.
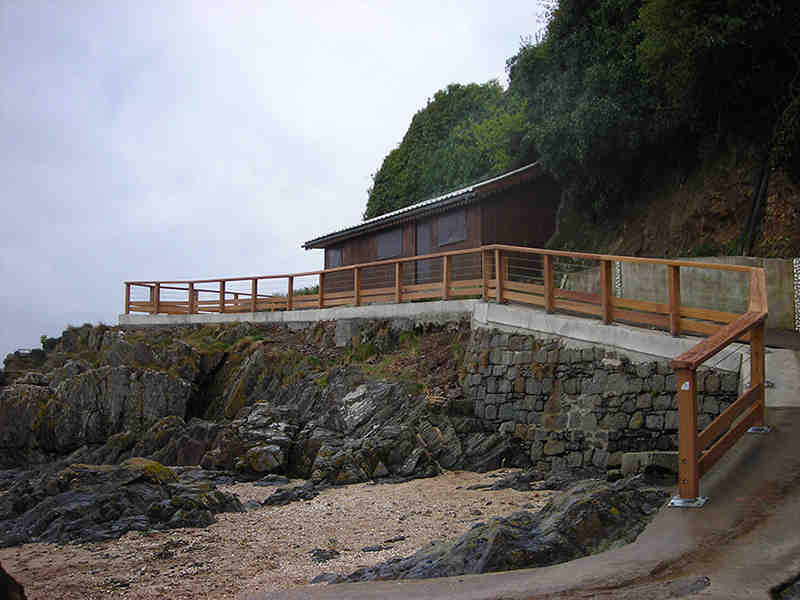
(0, 469, 552, 600)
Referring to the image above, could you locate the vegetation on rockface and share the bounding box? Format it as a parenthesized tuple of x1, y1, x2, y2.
(365, 0, 800, 257)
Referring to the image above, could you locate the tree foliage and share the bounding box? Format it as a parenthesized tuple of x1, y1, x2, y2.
(364, 82, 528, 219)
(364, 0, 800, 220)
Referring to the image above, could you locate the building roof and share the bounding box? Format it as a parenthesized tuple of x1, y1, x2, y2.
(302, 161, 542, 249)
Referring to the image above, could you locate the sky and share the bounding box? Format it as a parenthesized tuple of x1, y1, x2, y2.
(0, 1, 548, 360)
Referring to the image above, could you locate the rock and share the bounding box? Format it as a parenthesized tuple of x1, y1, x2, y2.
(335, 477, 668, 582)
(38, 367, 192, 454)
(1, 561, 27, 600)
(253, 474, 290, 487)
(262, 481, 320, 506)
(0, 460, 243, 547)
(310, 548, 340, 563)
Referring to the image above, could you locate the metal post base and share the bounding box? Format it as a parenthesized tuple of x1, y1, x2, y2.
(747, 426, 772, 434)
(669, 496, 709, 508)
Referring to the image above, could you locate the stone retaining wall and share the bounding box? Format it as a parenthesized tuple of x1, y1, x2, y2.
(462, 328, 739, 472)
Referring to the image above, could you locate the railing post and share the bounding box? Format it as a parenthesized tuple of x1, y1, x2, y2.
(482, 251, 489, 301)
(154, 283, 161, 315)
(751, 322, 766, 426)
(674, 367, 704, 505)
(669, 265, 681, 337)
(395, 262, 401, 304)
(353, 267, 360, 306)
(189, 282, 196, 314)
(125, 283, 131, 314)
(494, 249, 503, 304)
(442, 255, 450, 300)
(219, 281, 225, 313)
(543, 254, 554, 313)
(251, 279, 258, 312)
(601, 260, 612, 325)
(233, 292, 240, 311)
(287, 276, 294, 311)
(319, 273, 325, 309)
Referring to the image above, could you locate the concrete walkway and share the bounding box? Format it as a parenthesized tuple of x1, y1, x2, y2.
(242, 339, 800, 600)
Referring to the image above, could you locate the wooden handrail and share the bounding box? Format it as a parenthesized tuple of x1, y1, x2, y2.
(124, 243, 768, 505)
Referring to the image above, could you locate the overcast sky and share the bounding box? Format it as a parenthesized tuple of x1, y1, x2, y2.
(0, 1, 547, 359)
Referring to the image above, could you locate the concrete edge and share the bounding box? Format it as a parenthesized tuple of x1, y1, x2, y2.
(120, 299, 741, 371)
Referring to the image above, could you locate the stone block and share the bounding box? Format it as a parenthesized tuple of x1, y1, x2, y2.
(530, 440, 544, 460)
(525, 379, 541, 394)
(636, 362, 654, 378)
(501, 350, 514, 365)
(486, 378, 497, 394)
(543, 439, 566, 455)
(485, 404, 497, 420)
(648, 374, 665, 393)
(704, 373, 721, 392)
(542, 378, 554, 393)
(489, 349, 503, 364)
(551, 456, 567, 471)
(592, 449, 609, 468)
(498, 403, 515, 421)
(665, 410, 678, 430)
(513, 377, 525, 394)
(646, 414, 664, 430)
(636, 393, 653, 409)
(564, 378, 579, 395)
(567, 451, 583, 467)
(581, 412, 598, 431)
(607, 372, 628, 393)
(608, 451, 624, 467)
(665, 374, 678, 392)
(653, 395, 672, 411)
(547, 350, 559, 363)
(721, 372, 738, 393)
(498, 379, 512, 393)
(515, 350, 533, 365)
(628, 412, 644, 429)
(702, 397, 719, 414)
(473, 400, 485, 419)
(621, 451, 677, 478)
(581, 348, 594, 362)
(498, 421, 516, 435)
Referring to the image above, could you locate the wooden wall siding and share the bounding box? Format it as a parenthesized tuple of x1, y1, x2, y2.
(481, 175, 561, 248)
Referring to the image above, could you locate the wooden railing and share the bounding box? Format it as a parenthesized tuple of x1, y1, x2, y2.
(125, 244, 767, 503)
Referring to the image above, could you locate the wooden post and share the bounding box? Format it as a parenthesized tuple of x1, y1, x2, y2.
(189, 282, 196, 314)
(353, 267, 361, 306)
(494, 249, 503, 304)
(219, 281, 225, 313)
(600, 260, 613, 325)
(287, 276, 294, 311)
(750, 322, 765, 426)
(319, 273, 325, 309)
(481, 251, 489, 301)
(251, 279, 258, 312)
(154, 283, 161, 315)
(676, 367, 699, 500)
(124, 283, 131, 314)
(543, 255, 555, 313)
(442, 255, 450, 300)
(668, 265, 681, 337)
(395, 262, 401, 304)
(233, 293, 240, 311)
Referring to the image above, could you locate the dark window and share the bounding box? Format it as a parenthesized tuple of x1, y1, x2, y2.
(438, 209, 466, 246)
(376, 228, 402, 259)
(327, 247, 343, 268)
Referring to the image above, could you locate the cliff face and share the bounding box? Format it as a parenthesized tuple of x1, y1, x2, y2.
(0, 321, 523, 484)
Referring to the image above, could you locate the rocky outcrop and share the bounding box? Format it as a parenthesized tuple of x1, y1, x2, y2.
(328, 477, 668, 583)
(0, 459, 243, 547)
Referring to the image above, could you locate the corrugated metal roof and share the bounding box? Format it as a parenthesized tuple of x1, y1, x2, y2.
(303, 161, 540, 249)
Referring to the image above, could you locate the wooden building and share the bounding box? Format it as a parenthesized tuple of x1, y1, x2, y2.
(302, 162, 561, 291)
